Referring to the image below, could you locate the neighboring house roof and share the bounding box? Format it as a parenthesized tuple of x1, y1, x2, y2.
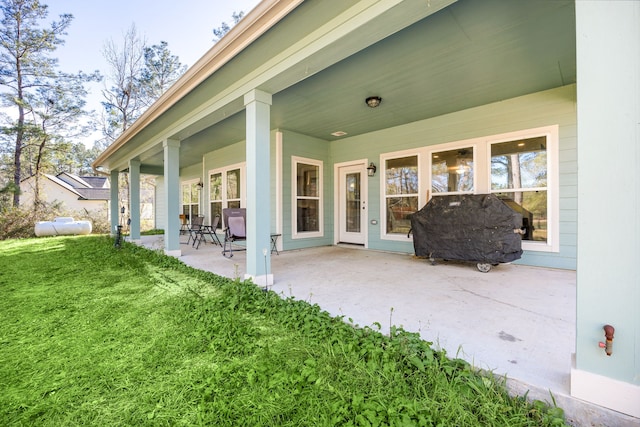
(74, 187, 110, 201)
(44, 173, 83, 198)
(78, 176, 108, 189)
(56, 172, 91, 188)
(24, 173, 110, 201)
(56, 172, 104, 188)
(55, 173, 110, 201)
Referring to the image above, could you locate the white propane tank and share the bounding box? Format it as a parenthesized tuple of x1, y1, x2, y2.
(34, 217, 92, 237)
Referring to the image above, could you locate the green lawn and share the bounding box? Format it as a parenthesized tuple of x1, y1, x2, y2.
(0, 236, 567, 426)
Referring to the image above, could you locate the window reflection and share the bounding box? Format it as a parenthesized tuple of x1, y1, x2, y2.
(491, 137, 546, 190)
(181, 183, 200, 223)
(385, 156, 418, 234)
(346, 173, 360, 233)
(491, 136, 548, 242)
(296, 162, 320, 233)
(209, 169, 242, 229)
(431, 147, 474, 193)
(227, 169, 240, 199)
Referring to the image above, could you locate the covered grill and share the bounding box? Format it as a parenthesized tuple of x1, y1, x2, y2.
(410, 194, 523, 272)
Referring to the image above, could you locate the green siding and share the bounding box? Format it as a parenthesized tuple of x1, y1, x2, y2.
(203, 141, 246, 170)
(331, 85, 577, 269)
(280, 130, 333, 250)
(200, 140, 246, 224)
(193, 86, 577, 270)
(180, 164, 202, 180)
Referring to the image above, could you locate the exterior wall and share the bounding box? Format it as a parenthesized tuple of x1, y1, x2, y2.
(20, 178, 107, 216)
(154, 176, 166, 230)
(202, 140, 247, 225)
(280, 129, 333, 250)
(180, 163, 206, 222)
(572, 0, 640, 417)
(190, 134, 281, 243)
(188, 86, 577, 270)
(203, 141, 246, 170)
(330, 85, 578, 269)
(180, 163, 202, 181)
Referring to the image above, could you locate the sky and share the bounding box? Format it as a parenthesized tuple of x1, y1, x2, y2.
(45, 0, 262, 145)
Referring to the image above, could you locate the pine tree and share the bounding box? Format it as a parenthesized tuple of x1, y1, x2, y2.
(0, 0, 98, 207)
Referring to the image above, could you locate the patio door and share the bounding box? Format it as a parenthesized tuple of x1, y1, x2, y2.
(338, 164, 367, 245)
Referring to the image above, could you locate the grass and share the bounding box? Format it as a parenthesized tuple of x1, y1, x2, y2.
(0, 236, 567, 426)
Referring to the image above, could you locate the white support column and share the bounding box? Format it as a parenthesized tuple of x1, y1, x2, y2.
(109, 169, 120, 236)
(163, 139, 181, 257)
(129, 159, 141, 242)
(244, 89, 273, 286)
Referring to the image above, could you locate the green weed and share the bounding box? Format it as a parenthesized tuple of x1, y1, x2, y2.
(0, 236, 567, 426)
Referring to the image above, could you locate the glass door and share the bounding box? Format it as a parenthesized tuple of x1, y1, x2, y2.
(339, 164, 366, 244)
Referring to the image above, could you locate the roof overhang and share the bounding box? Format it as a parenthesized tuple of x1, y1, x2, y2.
(93, 0, 303, 172)
(93, 0, 576, 174)
(93, 0, 459, 173)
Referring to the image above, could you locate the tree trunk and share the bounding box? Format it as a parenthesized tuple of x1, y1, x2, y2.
(33, 133, 49, 208)
(509, 154, 522, 204)
(13, 78, 24, 207)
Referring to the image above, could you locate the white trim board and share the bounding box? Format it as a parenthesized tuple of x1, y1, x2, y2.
(571, 362, 640, 418)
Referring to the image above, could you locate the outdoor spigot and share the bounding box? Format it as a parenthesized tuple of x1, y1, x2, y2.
(599, 325, 615, 356)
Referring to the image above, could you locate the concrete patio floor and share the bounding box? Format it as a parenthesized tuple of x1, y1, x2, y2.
(137, 235, 637, 427)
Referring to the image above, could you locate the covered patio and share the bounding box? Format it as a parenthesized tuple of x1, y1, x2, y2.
(97, 0, 640, 420)
(137, 235, 632, 426)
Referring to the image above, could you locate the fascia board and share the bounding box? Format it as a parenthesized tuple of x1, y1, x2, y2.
(93, 0, 302, 172)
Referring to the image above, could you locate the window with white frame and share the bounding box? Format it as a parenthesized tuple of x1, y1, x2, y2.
(383, 154, 419, 236)
(181, 180, 200, 223)
(209, 164, 245, 229)
(431, 146, 475, 195)
(380, 125, 558, 251)
(489, 135, 549, 244)
(292, 157, 322, 238)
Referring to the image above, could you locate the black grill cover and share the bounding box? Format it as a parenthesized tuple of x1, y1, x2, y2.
(410, 194, 523, 264)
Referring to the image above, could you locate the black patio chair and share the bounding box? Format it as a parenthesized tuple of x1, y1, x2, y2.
(186, 215, 204, 246)
(222, 208, 246, 258)
(194, 214, 222, 249)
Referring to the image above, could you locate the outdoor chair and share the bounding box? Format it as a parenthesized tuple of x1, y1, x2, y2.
(194, 214, 222, 249)
(179, 214, 189, 235)
(222, 208, 246, 258)
(186, 215, 204, 246)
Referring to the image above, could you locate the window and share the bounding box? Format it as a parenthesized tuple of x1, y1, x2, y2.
(431, 147, 474, 194)
(209, 172, 222, 227)
(379, 125, 558, 251)
(490, 136, 548, 243)
(226, 169, 241, 208)
(209, 164, 244, 229)
(384, 155, 418, 236)
(181, 180, 200, 222)
(292, 157, 322, 238)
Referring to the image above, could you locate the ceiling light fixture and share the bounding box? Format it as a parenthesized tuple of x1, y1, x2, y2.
(365, 96, 382, 108)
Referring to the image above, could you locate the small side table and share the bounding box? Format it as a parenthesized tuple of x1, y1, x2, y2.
(270, 233, 281, 255)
